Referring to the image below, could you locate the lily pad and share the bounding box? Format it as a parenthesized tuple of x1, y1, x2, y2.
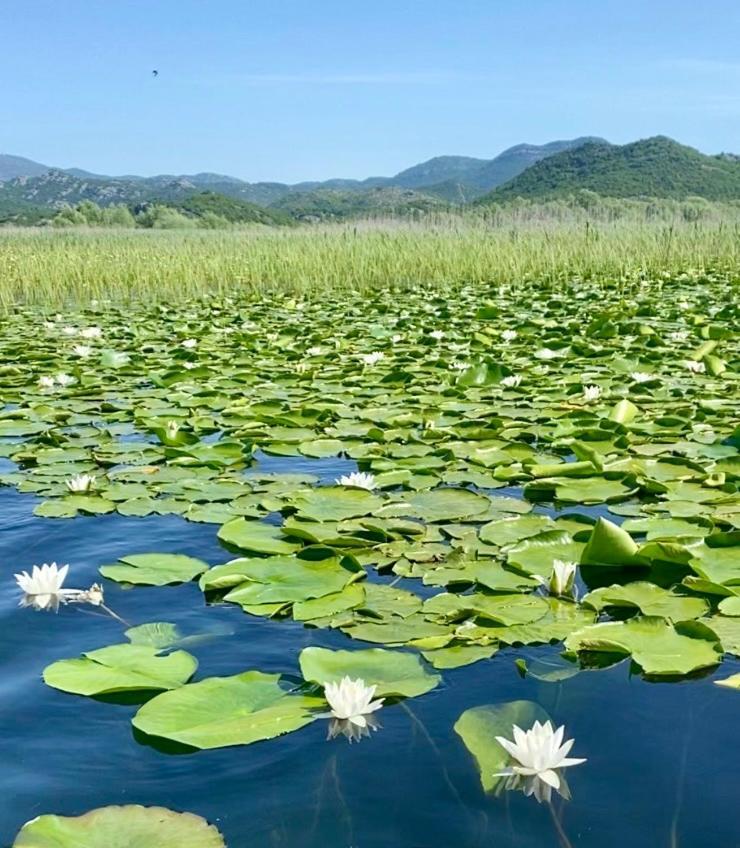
(100, 553, 209, 586)
(11, 805, 225, 848)
(43, 644, 197, 695)
(299, 646, 440, 697)
(564, 616, 722, 676)
(133, 671, 323, 749)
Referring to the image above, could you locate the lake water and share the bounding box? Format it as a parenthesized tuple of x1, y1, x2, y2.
(0, 457, 737, 848)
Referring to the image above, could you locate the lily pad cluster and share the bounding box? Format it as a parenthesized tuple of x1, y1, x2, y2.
(0, 277, 738, 685)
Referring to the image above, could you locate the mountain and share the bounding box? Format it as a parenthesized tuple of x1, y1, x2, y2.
(390, 156, 489, 189)
(0, 154, 51, 181)
(0, 136, 600, 203)
(484, 136, 740, 202)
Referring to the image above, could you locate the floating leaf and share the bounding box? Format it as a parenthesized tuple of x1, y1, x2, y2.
(132, 671, 323, 749)
(100, 553, 209, 586)
(299, 646, 440, 697)
(43, 644, 197, 695)
(564, 616, 722, 676)
(11, 805, 225, 848)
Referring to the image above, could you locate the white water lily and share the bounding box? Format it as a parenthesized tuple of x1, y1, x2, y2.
(37, 375, 56, 389)
(61, 326, 77, 336)
(549, 559, 577, 597)
(66, 473, 96, 493)
(165, 420, 180, 440)
(502, 329, 518, 342)
(107, 352, 130, 367)
(630, 371, 654, 383)
(391, 334, 403, 344)
(670, 330, 689, 342)
(43, 321, 56, 331)
(337, 471, 376, 490)
(73, 344, 92, 358)
(582, 384, 601, 403)
(324, 676, 384, 742)
(79, 326, 102, 339)
(14, 563, 74, 612)
(306, 346, 322, 356)
(534, 347, 559, 360)
(429, 329, 444, 340)
(55, 373, 76, 387)
(501, 374, 522, 388)
(181, 338, 197, 349)
(451, 361, 469, 371)
(495, 720, 586, 797)
(360, 351, 384, 366)
(683, 359, 706, 373)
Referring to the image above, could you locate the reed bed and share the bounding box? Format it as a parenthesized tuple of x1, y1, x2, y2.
(0, 215, 738, 308)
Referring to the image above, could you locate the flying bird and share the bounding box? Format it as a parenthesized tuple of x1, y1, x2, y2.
(152, 70, 159, 77)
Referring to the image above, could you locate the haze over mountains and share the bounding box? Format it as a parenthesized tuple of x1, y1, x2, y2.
(1, 135, 738, 224)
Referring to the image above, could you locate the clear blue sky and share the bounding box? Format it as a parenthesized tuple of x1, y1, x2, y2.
(2, 0, 738, 182)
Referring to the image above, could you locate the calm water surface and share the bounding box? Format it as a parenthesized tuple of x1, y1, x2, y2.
(0, 457, 737, 847)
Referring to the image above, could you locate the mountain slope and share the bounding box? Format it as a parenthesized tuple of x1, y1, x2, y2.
(484, 137, 740, 201)
(0, 154, 50, 181)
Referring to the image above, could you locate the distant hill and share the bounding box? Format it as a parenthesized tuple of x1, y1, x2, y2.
(0, 154, 50, 181)
(484, 137, 740, 201)
(271, 187, 447, 221)
(159, 191, 292, 225)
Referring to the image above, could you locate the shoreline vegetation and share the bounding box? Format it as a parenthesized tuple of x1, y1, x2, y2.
(1, 199, 738, 307)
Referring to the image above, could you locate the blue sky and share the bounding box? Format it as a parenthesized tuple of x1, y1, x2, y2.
(2, 0, 738, 182)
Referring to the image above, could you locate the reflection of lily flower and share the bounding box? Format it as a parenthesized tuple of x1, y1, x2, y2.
(501, 374, 521, 388)
(683, 360, 705, 373)
(582, 384, 601, 402)
(14, 563, 74, 612)
(502, 330, 518, 342)
(360, 351, 384, 366)
(495, 720, 586, 800)
(337, 472, 376, 490)
(66, 473, 96, 493)
(324, 676, 384, 743)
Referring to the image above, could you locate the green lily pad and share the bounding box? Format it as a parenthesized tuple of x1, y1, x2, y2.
(299, 646, 441, 697)
(100, 553, 209, 586)
(132, 671, 323, 749)
(583, 582, 709, 621)
(565, 616, 722, 676)
(43, 644, 197, 695)
(11, 805, 225, 848)
(217, 518, 301, 555)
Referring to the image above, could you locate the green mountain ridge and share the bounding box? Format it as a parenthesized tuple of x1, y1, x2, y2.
(2, 135, 739, 225)
(483, 136, 740, 202)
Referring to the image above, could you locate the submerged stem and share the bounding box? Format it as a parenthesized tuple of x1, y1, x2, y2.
(548, 800, 574, 848)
